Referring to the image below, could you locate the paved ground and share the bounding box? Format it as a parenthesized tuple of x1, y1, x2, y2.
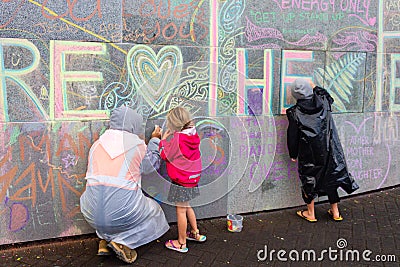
(0, 186, 399, 267)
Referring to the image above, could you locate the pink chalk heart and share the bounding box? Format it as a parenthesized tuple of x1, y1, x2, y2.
(9, 203, 29, 232)
(127, 45, 182, 112)
(369, 17, 376, 26)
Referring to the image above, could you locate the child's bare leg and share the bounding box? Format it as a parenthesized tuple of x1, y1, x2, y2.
(186, 204, 206, 242)
(176, 203, 188, 246)
(186, 205, 198, 232)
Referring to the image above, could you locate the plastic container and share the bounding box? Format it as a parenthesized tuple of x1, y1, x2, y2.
(227, 214, 243, 232)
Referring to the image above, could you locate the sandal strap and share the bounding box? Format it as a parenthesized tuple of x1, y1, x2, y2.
(191, 229, 202, 240)
(177, 240, 186, 248)
(191, 229, 200, 238)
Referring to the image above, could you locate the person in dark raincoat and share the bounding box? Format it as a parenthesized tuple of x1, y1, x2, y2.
(286, 78, 359, 222)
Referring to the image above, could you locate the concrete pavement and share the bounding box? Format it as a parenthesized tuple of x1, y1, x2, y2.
(1, 186, 399, 267)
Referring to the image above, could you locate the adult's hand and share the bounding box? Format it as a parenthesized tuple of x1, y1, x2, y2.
(291, 158, 297, 162)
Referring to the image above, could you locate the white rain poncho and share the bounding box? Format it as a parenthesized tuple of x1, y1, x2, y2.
(80, 107, 169, 249)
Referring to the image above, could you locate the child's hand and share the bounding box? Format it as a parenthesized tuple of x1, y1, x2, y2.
(162, 129, 172, 140)
(291, 158, 297, 162)
(151, 125, 162, 139)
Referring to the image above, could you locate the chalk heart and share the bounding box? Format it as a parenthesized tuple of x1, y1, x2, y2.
(369, 17, 376, 26)
(127, 45, 183, 112)
(9, 203, 29, 232)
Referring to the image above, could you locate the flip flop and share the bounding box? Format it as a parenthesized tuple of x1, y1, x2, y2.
(296, 210, 317, 222)
(328, 209, 343, 221)
(165, 240, 188, 253)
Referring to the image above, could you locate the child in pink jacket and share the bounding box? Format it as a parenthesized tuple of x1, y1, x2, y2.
(160, 107, 206, 253)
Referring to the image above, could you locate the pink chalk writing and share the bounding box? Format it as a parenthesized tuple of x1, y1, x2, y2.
(287, 32, 327, 47)
(340, 0, 376, 26)
(331, 30, 377, 52)
(245, 17, 283, 42)
(245, 17, 326, 48)
(273, 0, 336, 12)
(271, 0, 375, 26)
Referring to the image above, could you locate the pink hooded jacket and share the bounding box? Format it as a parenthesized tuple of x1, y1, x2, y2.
(159, 127, 202, 187)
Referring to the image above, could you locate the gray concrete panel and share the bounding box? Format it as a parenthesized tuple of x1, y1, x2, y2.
(0, 0, 122, 42)
(122, 0, 210, 46)
(231, 0, 378, 51)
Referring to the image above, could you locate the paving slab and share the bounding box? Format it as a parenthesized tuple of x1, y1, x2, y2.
(0, 186, 399, 267)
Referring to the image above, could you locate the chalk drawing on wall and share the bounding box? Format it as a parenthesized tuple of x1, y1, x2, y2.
(217, 33, 240, 115)
(314, 52, 367, 112)
(242, 0, 378, 50)
(99, 76, 133, 111)
(127, 45, 183, 112)
(390, 54, 400, 112)
(171, 67, 209, 110)
(0, 38, 49, 122)
(245, 17, 328, 50)
(280, 50, 315, 114)
(143, 117, 233, 207)
(246, 116, 277, 193)
(220, 0, 245, 34)
(4, 197, 30, 232)
(330, 27, 377, 52)
(1, 0, 400, 246)
(373, 113, 400, 145)
(218, 2, 276, 116)
(341, 116, 392, 190)
(0, 0, 123, 43)
(0, 121, 104, 243)
(122, 0, 209, 44)
(99, 44, 211, 120)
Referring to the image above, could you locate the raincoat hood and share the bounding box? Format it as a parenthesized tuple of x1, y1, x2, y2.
(99, 129, 144, 159)
(100, 106, 145, 159)
(178, 127, 200, 156)
(109, 106, 144, 136)
(291, 78, 313, 100)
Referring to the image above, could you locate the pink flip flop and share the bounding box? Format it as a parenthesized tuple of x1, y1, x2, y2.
(165, 240, 188, 253)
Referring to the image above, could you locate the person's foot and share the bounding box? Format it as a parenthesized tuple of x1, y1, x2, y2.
(296, 210, 317, 222)
(329, 208, 340, 218)
(108, 241, 137, 263)
(328, 209, 343, 221)
(165, 239, 188, 253)
(97, 239, 111, 256)
(186, 229, 206, 242)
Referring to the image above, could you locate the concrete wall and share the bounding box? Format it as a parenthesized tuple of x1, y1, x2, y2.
(0, 0, 399, 244)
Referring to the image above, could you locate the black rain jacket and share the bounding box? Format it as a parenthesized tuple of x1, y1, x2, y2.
(286, 86, 359, 199)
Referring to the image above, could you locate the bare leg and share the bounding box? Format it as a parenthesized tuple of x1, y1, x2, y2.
(186, 204, 206, 242)
(330, 202, 340, 218)
(304, 200, 316, 220)
(186, 205, 198, 232)
(176, 203, 188, 246)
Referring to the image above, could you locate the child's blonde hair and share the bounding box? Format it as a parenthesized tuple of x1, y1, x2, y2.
(166, 106, 193, 132)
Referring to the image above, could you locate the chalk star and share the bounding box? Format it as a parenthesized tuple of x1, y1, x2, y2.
(62, 154, 78, 169)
